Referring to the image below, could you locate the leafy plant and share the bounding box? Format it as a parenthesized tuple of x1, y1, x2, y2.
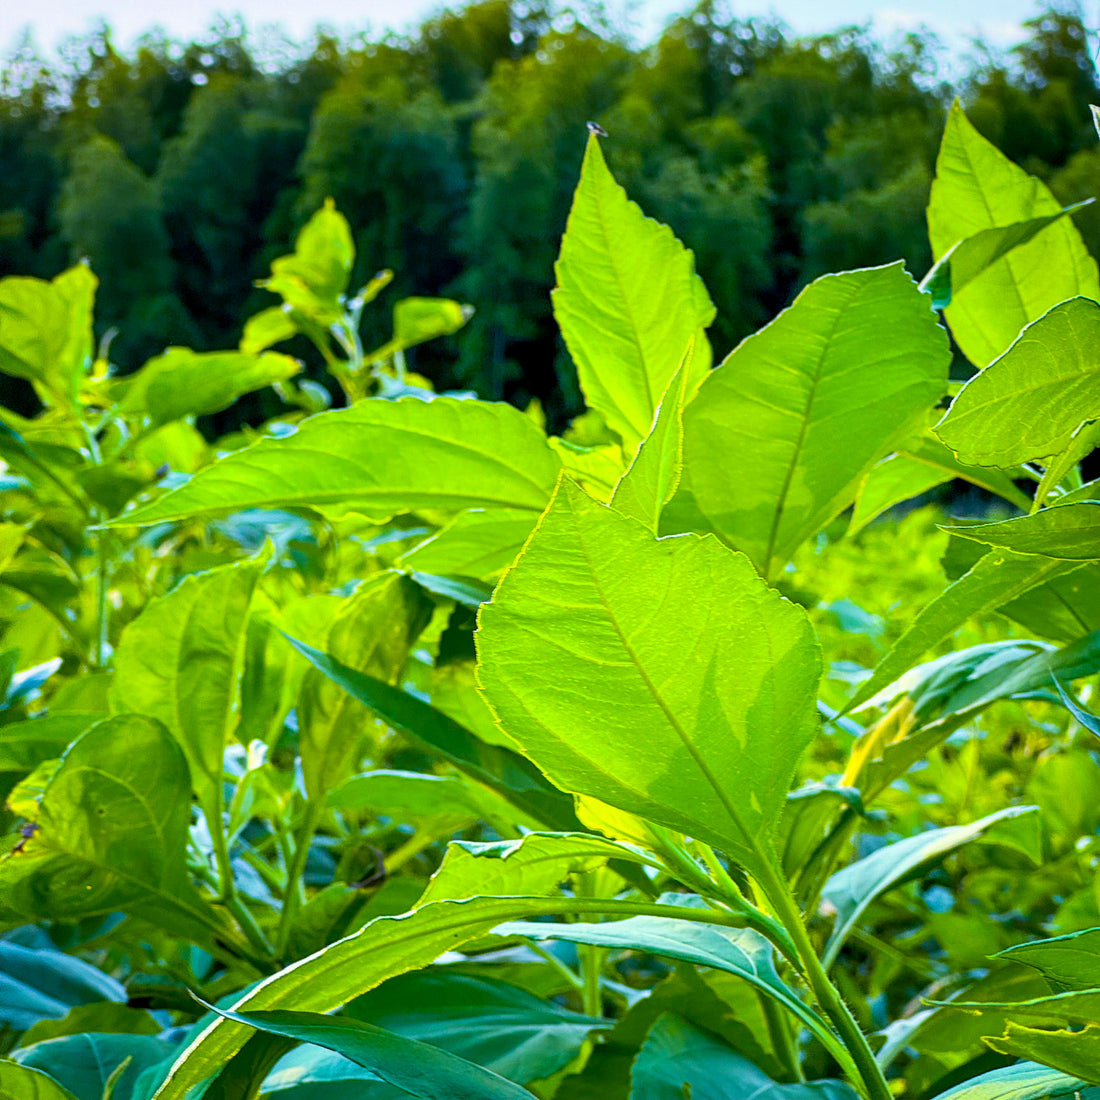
(1, 103, 1099, 1100)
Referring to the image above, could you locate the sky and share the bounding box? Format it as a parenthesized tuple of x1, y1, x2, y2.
(0, 0, 1066, 60)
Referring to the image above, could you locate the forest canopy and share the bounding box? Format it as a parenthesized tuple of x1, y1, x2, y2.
(2, 1, 1098, 426)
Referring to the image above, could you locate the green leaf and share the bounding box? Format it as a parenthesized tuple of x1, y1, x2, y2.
(417, 832, 652, 906)
(12, 1034, 177, 1100)
(935, 988, 1100, 1026)
(629, 1013, 857, 1100)
(239, 306, 299, 356)
(282, 633, 580, 831)
(113, 397, 561, 526)
(115, 348, 300, 428)
(0, 714, 102, 780)
(927, 101, 1100, 367)
(210, 1006, 534, 1100)
(552, 134, 714, 447)
(985, 1024, 1100, 1085)
(935, 298, 1100, 468)
(844, 550, 1085, 713)
(996, 927, 1100, 990)
(327, 771, 517, 829)
(821, 807, 1040, 968)
(610, 341, 695, 531)
(110, 557, 264, 812)
(920, 203, 1093, 311)
(666, 263, 950, 577)
(493, 912, 841, 1062)
(347, 971, 608, 1084)
(298, 572, 432, 798)
(21, 1003, 162, 1046)
(0, 715, 219, 940)
(398, 509, 535, 579)
(0, 1062, 80, 1100)
(1052, 677, 1100, 737)
(928, 1061, 1093, 1100)
(366, 298, 473, 363)
(0, 266, 96, 409)
(477, 479, 821, 879)
(944, 501, 1100, 560)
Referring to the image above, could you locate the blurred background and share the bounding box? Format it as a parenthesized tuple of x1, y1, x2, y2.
(2, 0, 1098, 428)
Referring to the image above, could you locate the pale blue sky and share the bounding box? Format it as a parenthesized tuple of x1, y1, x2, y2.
(0, 0, 1070, 59)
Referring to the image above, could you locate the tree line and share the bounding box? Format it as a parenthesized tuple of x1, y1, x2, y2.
(2, 1, 1098, 426)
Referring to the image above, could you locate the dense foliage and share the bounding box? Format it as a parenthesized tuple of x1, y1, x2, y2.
(3, 1, 1100, 423)
(1, 90, 1100, 1100)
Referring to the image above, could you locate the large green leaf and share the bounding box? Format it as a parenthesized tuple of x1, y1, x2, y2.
(110, 558, 264, 811)
(477, 479, 821, 879)
(0, 266, 96, 409)
(297, 573, 432, 798)
(629, 1013, 857, 1100)
(114, 397, 561, 526)
(0, 716, 219, 941)
(945, 501, 1100, 560)
(985, 1025, 1100, 1085)
(0, 1062, 80, 1100)
(996, 927, 1100, 990)
(211, 1007, 533, 1100)
(929, 1061, 1094, 1100)
(282, 634, 580, 831)
(552, 135, 714, 447)
(927, 101, 1100, 367)
(116, 348, 300, 428)
(936, 298, 1100, 468)
(347, 971, 608, 1084)
(665, 263, 949, 577)
(12, 1035, 177, 1100)
(398, 509, 535, 579)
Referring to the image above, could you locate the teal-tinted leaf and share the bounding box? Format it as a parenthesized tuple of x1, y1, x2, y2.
(0, 266, 96, 409)
(114, 397, 561, 526)
(0, 1062, 80, 1100)
(611, 341, 695, 531)
(12, 1034, 178, 1100)
(667, 263, 949, 577)
(212, 1007, 534, 1100)
(110, 558, 264, 810)
(936, 298, 1100, 468)
(629, 1013, 857, 1100)
(282, 634, 579, 831)
(921, 203, 1092, 310)
(996, 927, 1100, 990)
(262, 1044, 392, 1093)
(0, 715, 218, 940)
(348, 971, 608, 1084)
(927, 101, 1100, 368)
(418, 832, 652, 906)
(929, 1061, 1093, 1100)
(477, 478, 821, 879)
(985, 1025, 1100, 1085)
(945, 501, 1100, 560)
(398, 509, 535, 579)
(552, 135, 714, 446)
(116, 348, 300, 427)
(821, 806, 1041, 968)
(1053, 677, 1100, 737)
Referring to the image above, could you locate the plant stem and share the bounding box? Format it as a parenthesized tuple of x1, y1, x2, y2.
(524, 939, 584, 992)
(93, 525, 110, 667)
(274, 799, 323, 960)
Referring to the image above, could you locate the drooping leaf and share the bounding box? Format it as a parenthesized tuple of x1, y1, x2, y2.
(113, 397, 561, 526)
(347, 971, 609, 1084)
(944, 501, 1100, 560)
(985, 1025, 1100, 1085)
(476, 478, 821, 880)
(552, 135, 714, 447)
(210, 1006, 534, 1100)
(398, 509, 535, 579)
(935, 298, 1100, 468)
(665, 263, 949, 577)
(996, 927, 1100, 990)
(821, 806, 1041, 968)
(110, 557, 265, 811)
(927, 101, 1100, 367)
(1052, 677, 1100, 737)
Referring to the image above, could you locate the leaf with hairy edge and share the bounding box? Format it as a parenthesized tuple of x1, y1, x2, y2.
(282, 634, 580, 831)
(928, 1061, 1094, 1099)
(844, 550, 1085, 713)
(996, 927, 1100, 990)
(110, 557, 265, 813)
(820, 806, 1040, 968)
(944, 501, 1100, 560)
(552, 135, 714, 447)
(477, 478, 821, 880)
(985, 1025, 1100, 1085)
(928, 101, 1099, 368)
(936, 298, 1100, 468)
(112, 397, 561, 526)
(665, 263, 949, 578)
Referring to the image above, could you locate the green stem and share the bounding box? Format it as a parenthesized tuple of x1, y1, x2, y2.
(761, 994, 805, 1083)
(93, 525, 110, 668)
(224, 894, 273, 963)
(524, 939, 584, 992)
(274, 800, 323, 960)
